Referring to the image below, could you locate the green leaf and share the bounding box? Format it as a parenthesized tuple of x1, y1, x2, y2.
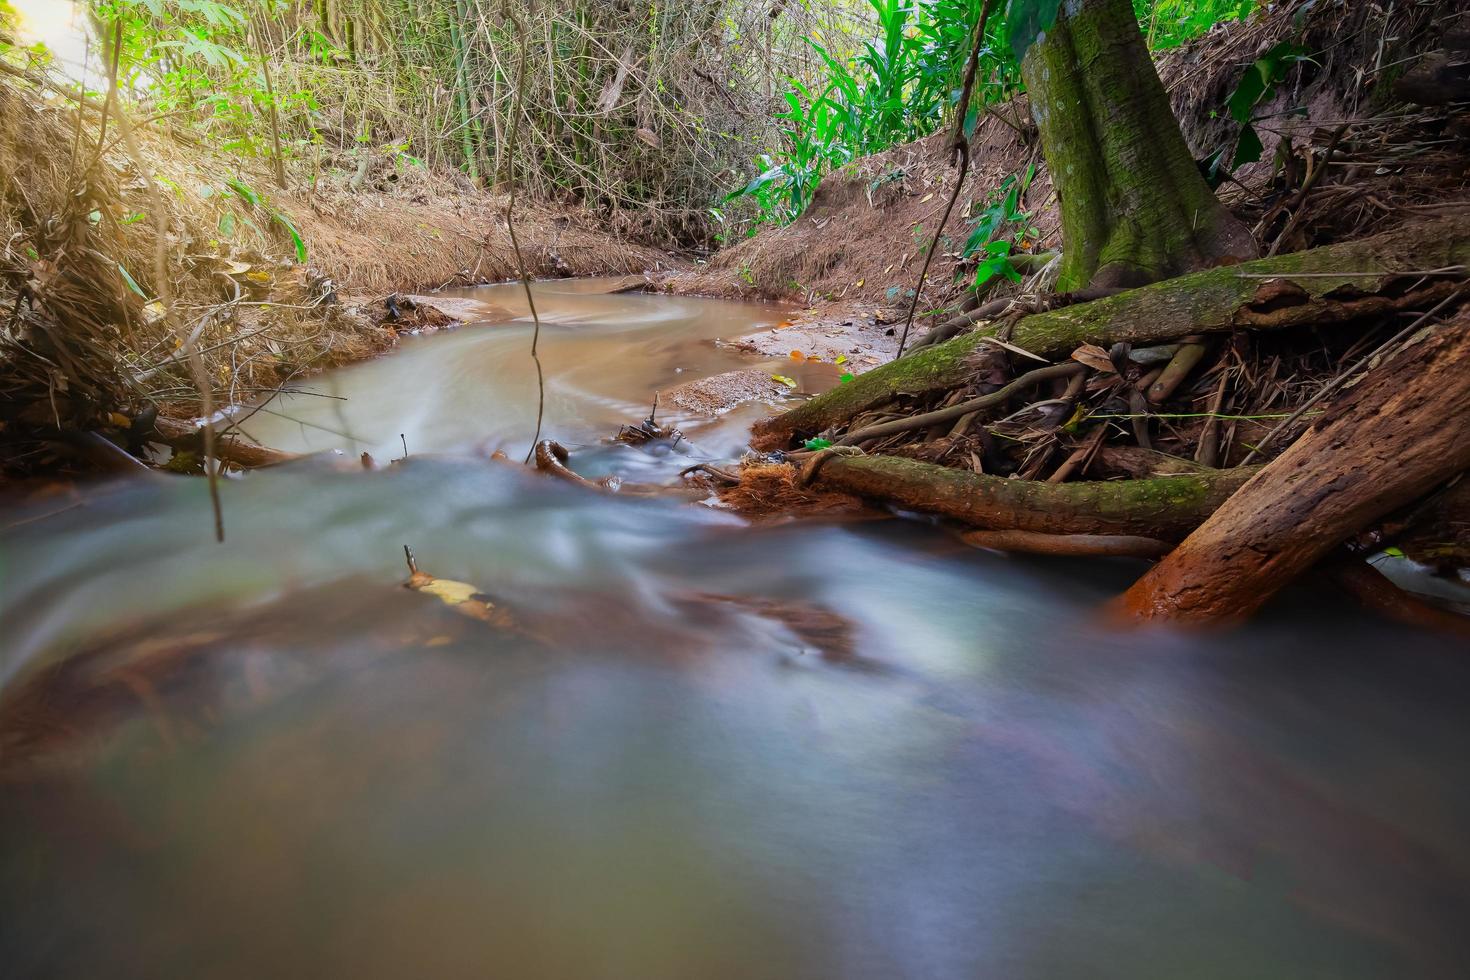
(839, 373, 854, 384)
(227, 177, 261, 208)
(272, 212, 308, 264)
(803, 437, 833, 451)
(1232, 123, 1264, 168)
(117, 263, 147, 299)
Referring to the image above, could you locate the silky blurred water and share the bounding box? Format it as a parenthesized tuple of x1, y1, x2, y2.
(2, 286, 1468, 979)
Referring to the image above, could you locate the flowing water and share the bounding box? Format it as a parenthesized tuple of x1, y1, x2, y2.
(3, 282, 1469, 979)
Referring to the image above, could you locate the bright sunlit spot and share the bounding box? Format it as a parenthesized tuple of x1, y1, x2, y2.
(8, 0, 87, 78)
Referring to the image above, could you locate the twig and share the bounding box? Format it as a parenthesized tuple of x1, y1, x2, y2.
(1241, 285, 1466, 464)
(503, 0, 546, 464)
(836, 362, 1084, 447)
(103, 26, 225, 542)
(1266, 124, 1348, 258)
(894, 0, 996, 359)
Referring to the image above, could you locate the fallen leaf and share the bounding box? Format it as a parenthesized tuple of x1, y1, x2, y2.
(1070, 343, 1116, 373)
(790, 350, 803, 360)
(403, 546, 511, 626)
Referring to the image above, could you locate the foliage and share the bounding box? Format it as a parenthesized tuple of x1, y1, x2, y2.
(959, 163, 1038, 288)
(730, 0, 1012, 227)
(1134, 0, 1256, 50)
(733, 0, 1259, 230)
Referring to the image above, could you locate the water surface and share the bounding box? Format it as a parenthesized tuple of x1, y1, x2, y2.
(2, 285, 1468, 979)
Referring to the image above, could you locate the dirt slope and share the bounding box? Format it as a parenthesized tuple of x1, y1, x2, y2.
(681, 0, 1469, 320)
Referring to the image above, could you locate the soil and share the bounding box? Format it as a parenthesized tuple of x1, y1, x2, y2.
(674, 0, 1470, 327)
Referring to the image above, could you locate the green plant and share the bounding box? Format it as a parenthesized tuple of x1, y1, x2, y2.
(225, 176, 307, 262)
(959, 164, 1038, 289)
(729, 0, 1011, 227)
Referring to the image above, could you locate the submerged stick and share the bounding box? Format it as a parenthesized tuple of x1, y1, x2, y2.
(503, 0, 546, 465)
(960, 529, 1172, 559)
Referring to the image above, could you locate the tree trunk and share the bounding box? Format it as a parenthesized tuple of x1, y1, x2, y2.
(752, 214, 1470, 450)
(810, 454, 1258, 539)
(1115, 315, 1470, 624)
(1022, 0, 1256, 290)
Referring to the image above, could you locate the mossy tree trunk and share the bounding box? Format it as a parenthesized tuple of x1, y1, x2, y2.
(1022, 0, 1257, 290)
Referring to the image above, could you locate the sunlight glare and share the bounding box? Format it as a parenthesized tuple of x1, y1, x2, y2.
(9, 0, 87, 77)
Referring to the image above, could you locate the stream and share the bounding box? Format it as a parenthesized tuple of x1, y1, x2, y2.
(2, 282, 1469, 979)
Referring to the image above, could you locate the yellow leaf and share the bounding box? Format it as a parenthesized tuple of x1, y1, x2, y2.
(855, 279, 864, 287)
(920, 193, 934, 203)
(418, 577, 483, 606)
(835, 355, 848, 364)
(771, 374, 798, 388)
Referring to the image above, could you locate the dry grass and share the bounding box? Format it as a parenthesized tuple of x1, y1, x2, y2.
(0, 75, 674, 474)
(717, 461, 866, 520)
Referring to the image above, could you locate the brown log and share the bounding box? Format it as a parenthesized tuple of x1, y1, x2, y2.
(960, 529, 1172, 558)
(1116, 316, 1470, 624)
(812, 454, 1258, 538)
(151, 416, 296, 468)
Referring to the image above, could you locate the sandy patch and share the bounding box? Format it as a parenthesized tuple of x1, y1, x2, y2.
(664, 370, 792, 418)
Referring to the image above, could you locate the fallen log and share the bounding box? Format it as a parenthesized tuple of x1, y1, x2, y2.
(753, 213, 1470, 449)
(811, 455, 1258, 539)
(1115, 316, 1470, 624)
(151, 416, 296, 468)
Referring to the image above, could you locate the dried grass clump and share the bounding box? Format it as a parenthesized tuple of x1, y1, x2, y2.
(717, 462, 866, 520)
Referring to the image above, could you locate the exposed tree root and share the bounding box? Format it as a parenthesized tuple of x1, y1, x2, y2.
(1116, 316, 1470, 624)
(959, 529, 1172, 558)
(1329, 561, 1470, 639)
(754, 214, 1470, 449)
(810, 455, 1257, 538)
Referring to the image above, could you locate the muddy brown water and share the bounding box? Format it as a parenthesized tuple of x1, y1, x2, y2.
(2, 282, 1470, 979)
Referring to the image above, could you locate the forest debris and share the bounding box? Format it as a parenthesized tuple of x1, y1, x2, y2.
(1146, 337, 1207, 404)
(402, 546, 512, 626)
(811, 454, 1257, 539)
(716, 462, 868, 520)
(753, 214, 1470, 449)
(835, 362, 1085, 447)
(1116, 315, 1470, 625)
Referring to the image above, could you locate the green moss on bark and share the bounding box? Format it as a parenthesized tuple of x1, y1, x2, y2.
(818, 455, 1258, 538)
(1022, 0, 1256, 290)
